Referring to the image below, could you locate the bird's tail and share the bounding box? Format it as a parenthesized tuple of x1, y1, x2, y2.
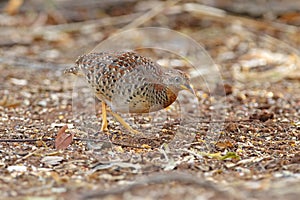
(64, 66, 80, 75)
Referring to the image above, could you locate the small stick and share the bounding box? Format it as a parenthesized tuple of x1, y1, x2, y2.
(80, 172, 239, 199)
(0, 137, 145, 149)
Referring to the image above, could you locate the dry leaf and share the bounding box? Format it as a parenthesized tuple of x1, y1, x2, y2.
(41, 156, 64, 165)
(215, 140, 234, 150)
(220, 152, 240, 161)
(4, 0, 23, 15)
(7, 165, 27, 172)
(55, 125, 74, 150)
(0, 95, 21, 108)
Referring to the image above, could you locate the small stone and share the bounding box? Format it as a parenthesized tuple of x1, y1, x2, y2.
(37, 100, 47, 107)
(10, 78, 28, 86)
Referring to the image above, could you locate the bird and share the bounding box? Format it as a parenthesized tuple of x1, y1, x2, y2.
(64, 51, 194, 134)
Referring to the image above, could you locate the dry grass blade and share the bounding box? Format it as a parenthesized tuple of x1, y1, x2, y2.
(183, 3, 300, 33)
(33, 13, 141, 33)
(117, 0, 182, 33)
(0, 95, 21, 108)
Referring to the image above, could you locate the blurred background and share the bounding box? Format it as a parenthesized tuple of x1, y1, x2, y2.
(0, 1, 300, 199)
(1, 0, 300, 77)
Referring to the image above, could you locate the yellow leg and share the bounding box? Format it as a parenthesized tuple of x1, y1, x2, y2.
(100, 102, 108, 131)
(109, 111, 141, 134)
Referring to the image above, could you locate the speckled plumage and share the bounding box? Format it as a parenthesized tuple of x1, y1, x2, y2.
(65, 51, 192, 113)
(65, 51, 193, 133)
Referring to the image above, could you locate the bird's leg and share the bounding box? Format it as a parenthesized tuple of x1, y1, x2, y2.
(100, 102, 108, 132)
(109, 111, 141, 134)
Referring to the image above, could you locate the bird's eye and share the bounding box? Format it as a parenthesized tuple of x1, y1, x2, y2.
(174, 77, 180, 82)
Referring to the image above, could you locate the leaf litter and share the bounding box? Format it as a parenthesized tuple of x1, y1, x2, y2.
(0, 0, 299, 199)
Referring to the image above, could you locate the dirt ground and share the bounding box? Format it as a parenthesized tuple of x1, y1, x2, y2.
(0, 1, 299, 199)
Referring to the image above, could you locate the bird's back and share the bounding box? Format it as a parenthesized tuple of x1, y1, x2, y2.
(67, 51, 177, 113)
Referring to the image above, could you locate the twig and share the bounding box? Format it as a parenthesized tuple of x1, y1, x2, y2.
(183, 3, 300, 34)
(80, 172, 239, 199)
(32, 12, 142, 33)
(0, 138, 54, 143)
(0, 137, 145, 149)
(116, 0, 182, 33)
(172, 119, 294, 124)
(0, 56, 68, 70)
(15, 149, 43, 164)
(105, 140, 145, 149)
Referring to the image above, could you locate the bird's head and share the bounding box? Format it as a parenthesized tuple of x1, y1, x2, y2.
(163, 69, 195, 95)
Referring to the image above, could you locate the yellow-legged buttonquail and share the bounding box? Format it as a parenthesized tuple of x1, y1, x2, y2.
(65, 51, 194, 134)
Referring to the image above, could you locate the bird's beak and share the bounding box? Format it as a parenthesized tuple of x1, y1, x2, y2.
(180, 84, 195, 95)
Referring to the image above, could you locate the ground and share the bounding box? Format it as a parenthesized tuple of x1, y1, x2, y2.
(0, 0, 299, 199)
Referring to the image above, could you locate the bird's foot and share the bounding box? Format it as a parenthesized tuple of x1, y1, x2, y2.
(109, 111, 142, 134)
(125, 126, 142, 135)
(100, 121, 108, 132)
